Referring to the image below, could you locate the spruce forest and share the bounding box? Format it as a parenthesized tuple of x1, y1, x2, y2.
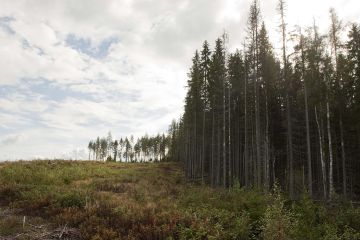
(168, 0, 360, 200)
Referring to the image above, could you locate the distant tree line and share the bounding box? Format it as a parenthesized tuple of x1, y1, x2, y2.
(88, 132, 169, 162)
(168, 0, 360, 200)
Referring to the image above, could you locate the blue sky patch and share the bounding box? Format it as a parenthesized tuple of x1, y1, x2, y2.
(0, 16, 15, 35)
(65, 34, 119, 59)
(23, 78, 94, 102)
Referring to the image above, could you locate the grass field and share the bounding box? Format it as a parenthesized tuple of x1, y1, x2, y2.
(0, 160, 359, 240)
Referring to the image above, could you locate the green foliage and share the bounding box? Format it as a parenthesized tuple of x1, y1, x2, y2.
(0, 216, 20, 236)
(0, 184, 22, 205)
(292, 196, 321, 239)
(59, 192, 86, 208)
(261, 185, 297, 240)
(341, 226, 360, 240)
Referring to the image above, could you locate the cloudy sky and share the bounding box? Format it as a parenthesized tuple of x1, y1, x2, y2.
(0, 0, 358, 160)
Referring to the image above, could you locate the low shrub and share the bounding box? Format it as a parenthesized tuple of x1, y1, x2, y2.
(59, 192, 86, 209)
(0, 216, 20, 236)
(0, 184, 22, 205)
(261, 186, 296, 240)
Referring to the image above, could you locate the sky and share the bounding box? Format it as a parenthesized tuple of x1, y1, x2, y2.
(0, 0, 359, 160)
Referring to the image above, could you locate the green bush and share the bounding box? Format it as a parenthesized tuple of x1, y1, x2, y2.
(341, 226, 360, 240)
(229, 211, 251, 239)
(261, 185, 296, 240)
(292, 194, 324, 239)
(0, 216, 20, 236)
(0, 184, 22, 205)
(59, 192, 86, 208)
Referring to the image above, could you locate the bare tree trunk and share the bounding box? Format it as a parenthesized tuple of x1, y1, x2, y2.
(186, 128, 189, 179)
(222, 32, 228, 188)
(217, 128, 221, 186)
(286, 95, 294, 197)
(300, 29, 313, 197)
(326, 95, 335, 198)
(252, 117, 256, 186)
(302, 165, 305, 190)
(339, 113, 346, 196)
(304, 83, 312, 197)
(255, 36, 261, 189)
(223, 80, 227, 188)
(244, 87, 248, 187)
(264, 85, 270, 191)
(279, 0, 294, 198)
(211, 112, 215, 186)
(202, 111, 206, 184)
(329, 8, 345, 198)
(228, 86, 232, 186)
(244, 44, 249, 188)
(272, 155, 276, 185)
(315, 106, 327, 199)
(194, 111, 197, 180)
(254, 73, 261, 188)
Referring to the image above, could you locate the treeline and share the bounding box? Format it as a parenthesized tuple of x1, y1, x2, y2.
(168, 0, 360, 200)
(88, 132, 169, 162)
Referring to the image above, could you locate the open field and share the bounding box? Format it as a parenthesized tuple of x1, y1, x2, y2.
(0, 160, 359, 240)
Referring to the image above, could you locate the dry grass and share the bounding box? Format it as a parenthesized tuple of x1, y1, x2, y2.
(0, 160, 359, 240)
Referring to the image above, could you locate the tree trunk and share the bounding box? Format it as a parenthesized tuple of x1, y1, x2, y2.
(228, 86, 232, 186)
(255, 74, 261, 188)
(244, 47, 249, 188)
(223, 78, 227, 188)
(202, 111, 206, 184)
(264, 84, 270, 191)
(211, 112, 215, 186)
(194, 110, 197, 180)
(223, 32, 228, 188)
(339, 113, 346, 197)
(279, 0, 294, 198)
(286, 92, 294, 198)
(186, 128, 189, 179)
(326, 96, 335, 198)
(315, 106, 327, 199)
(217, 128, 221, 186)
(304, 81, 313, 197)
(254, 30, 261, 189)
(301, 31, 313, 197)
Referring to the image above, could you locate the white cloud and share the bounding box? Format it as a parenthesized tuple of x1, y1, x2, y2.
(0, 134, 26, 145)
